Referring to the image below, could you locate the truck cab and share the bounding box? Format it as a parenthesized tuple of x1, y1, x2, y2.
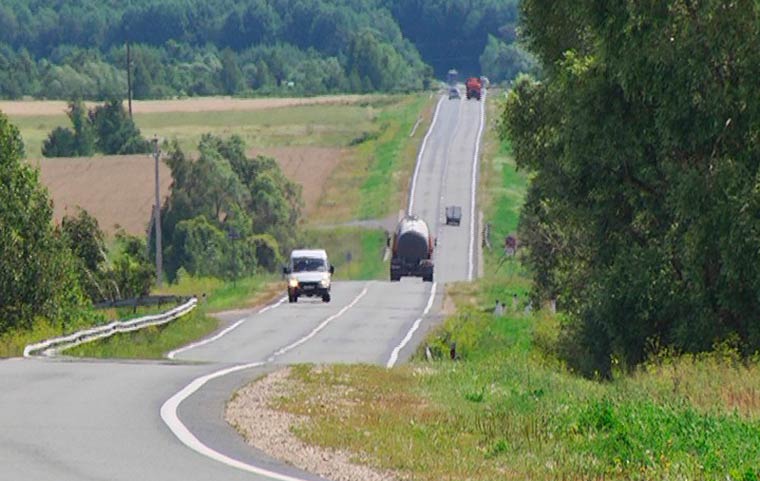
(283, 249, 333, 303)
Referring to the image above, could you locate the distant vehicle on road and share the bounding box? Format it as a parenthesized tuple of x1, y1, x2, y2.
(465, 77, 482, 101)
(445, 205, 462, 226)
(448, 87, 460, 100)
(283, 249, 334, 303)
(447, 69, 458, 86)
(390, 216, 434, 282)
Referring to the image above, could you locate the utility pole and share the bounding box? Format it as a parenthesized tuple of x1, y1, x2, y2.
(126, 41, 133, 118)
(153, 137, 163, 287)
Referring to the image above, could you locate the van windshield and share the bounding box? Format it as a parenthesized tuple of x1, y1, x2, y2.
(292, 257, 326, 273)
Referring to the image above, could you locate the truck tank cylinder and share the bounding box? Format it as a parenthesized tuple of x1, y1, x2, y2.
(396, 230, 429, 259)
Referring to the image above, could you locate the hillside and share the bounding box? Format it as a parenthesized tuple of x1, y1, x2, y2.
(0, 0, 530, 99)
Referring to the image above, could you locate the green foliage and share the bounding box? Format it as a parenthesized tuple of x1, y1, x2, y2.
(505, 1, 760, 377)
(42, 99, 150, 157)
(41, 126, 76, 157)
(0, 0, 529, 99)
(0, 112, 88, 334)
(89, 100, 151, 154)
(60, 211, 154, 302)
(160, 134, 301, 281)
(41, 99, 96, 157)
(112, 233, 154, 299)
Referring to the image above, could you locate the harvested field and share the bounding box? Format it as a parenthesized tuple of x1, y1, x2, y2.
(33, 146, 344, 236)
(0, 95, 366, 117)
(32, 155, 172, 236)
(249, 147, 345, 219)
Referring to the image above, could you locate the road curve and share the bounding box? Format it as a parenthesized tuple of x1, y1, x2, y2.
(0, 91, 486, 481)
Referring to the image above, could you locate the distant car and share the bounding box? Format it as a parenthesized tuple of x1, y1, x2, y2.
(445, 206, 462, 226)
(448, 87, 460, 100)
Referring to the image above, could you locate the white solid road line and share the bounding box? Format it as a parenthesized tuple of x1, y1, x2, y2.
(162, 284, 370, 480)
(160, 361, 315, 481)
(408, 95, 445, 215)
(468, 88, 487, 281)
(386, 282, 437, 368)
(167, 297, 287, 359)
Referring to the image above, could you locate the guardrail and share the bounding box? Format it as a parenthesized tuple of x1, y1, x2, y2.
(23, 297, 198, 358)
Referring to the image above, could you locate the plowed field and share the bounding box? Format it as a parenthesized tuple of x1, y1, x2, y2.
(33, 146, 343, 236)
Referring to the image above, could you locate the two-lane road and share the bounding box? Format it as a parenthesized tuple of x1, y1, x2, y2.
(0, 90, 485, 481)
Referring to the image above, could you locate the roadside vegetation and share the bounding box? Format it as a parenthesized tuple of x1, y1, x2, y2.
(309, 95, 430, 224)
(263, 78, 760, 478)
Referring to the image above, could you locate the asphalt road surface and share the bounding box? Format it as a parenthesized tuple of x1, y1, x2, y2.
(0, 90, 485, 481)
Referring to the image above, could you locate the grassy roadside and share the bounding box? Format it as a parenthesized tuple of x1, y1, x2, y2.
(260, 95, 760, 480)
(302, 227, 388, 281)
(311, 94, 433, 224)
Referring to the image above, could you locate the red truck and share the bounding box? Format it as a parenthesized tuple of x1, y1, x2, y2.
(465, 77, 482, 101)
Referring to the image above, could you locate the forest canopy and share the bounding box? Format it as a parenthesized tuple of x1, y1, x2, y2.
(0, 0, 528, 99)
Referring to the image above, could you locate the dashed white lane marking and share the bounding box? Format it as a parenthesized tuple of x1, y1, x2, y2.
(162, 283, 370, 479)
(386, 282, 437, 368)
(408, 95, 445, 215)
(468, 88, 487, 281)
(167, 297, 287, 360)
(267, 285, 369, 362)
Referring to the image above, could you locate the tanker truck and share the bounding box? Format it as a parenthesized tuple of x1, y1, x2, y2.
(465, 77, 482, 101)
(390, 215, 434, 282)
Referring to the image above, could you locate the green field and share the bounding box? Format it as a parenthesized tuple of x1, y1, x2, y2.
(10, 99, 398, 157)
(265, 96, 760, 481)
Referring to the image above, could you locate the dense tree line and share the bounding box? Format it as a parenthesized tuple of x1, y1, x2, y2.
(0, 0, 529, 99)
(158, 134, 302, 282)
(504, 0, 760, 377)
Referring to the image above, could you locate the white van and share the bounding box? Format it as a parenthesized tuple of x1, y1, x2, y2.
(283, 249, 334, 303)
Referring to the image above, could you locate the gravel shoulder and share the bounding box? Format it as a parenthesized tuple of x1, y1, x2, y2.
(225, 367, 398, 481)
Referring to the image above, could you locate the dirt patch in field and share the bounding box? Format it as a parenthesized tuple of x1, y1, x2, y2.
(249, 146, 346, 219)
(32, 146, 343, 236)
(1, 95, 364, 117)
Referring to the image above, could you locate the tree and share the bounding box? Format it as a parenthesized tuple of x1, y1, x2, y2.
(89, 99, 150, 154)
(42, 126, 77, 157)
(112, 232, 154, 299)
(505, 0, 760, 377)
(159, 134, 301, 281)
(0, 112, 87, 334)
(220, 49, 243, 95)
